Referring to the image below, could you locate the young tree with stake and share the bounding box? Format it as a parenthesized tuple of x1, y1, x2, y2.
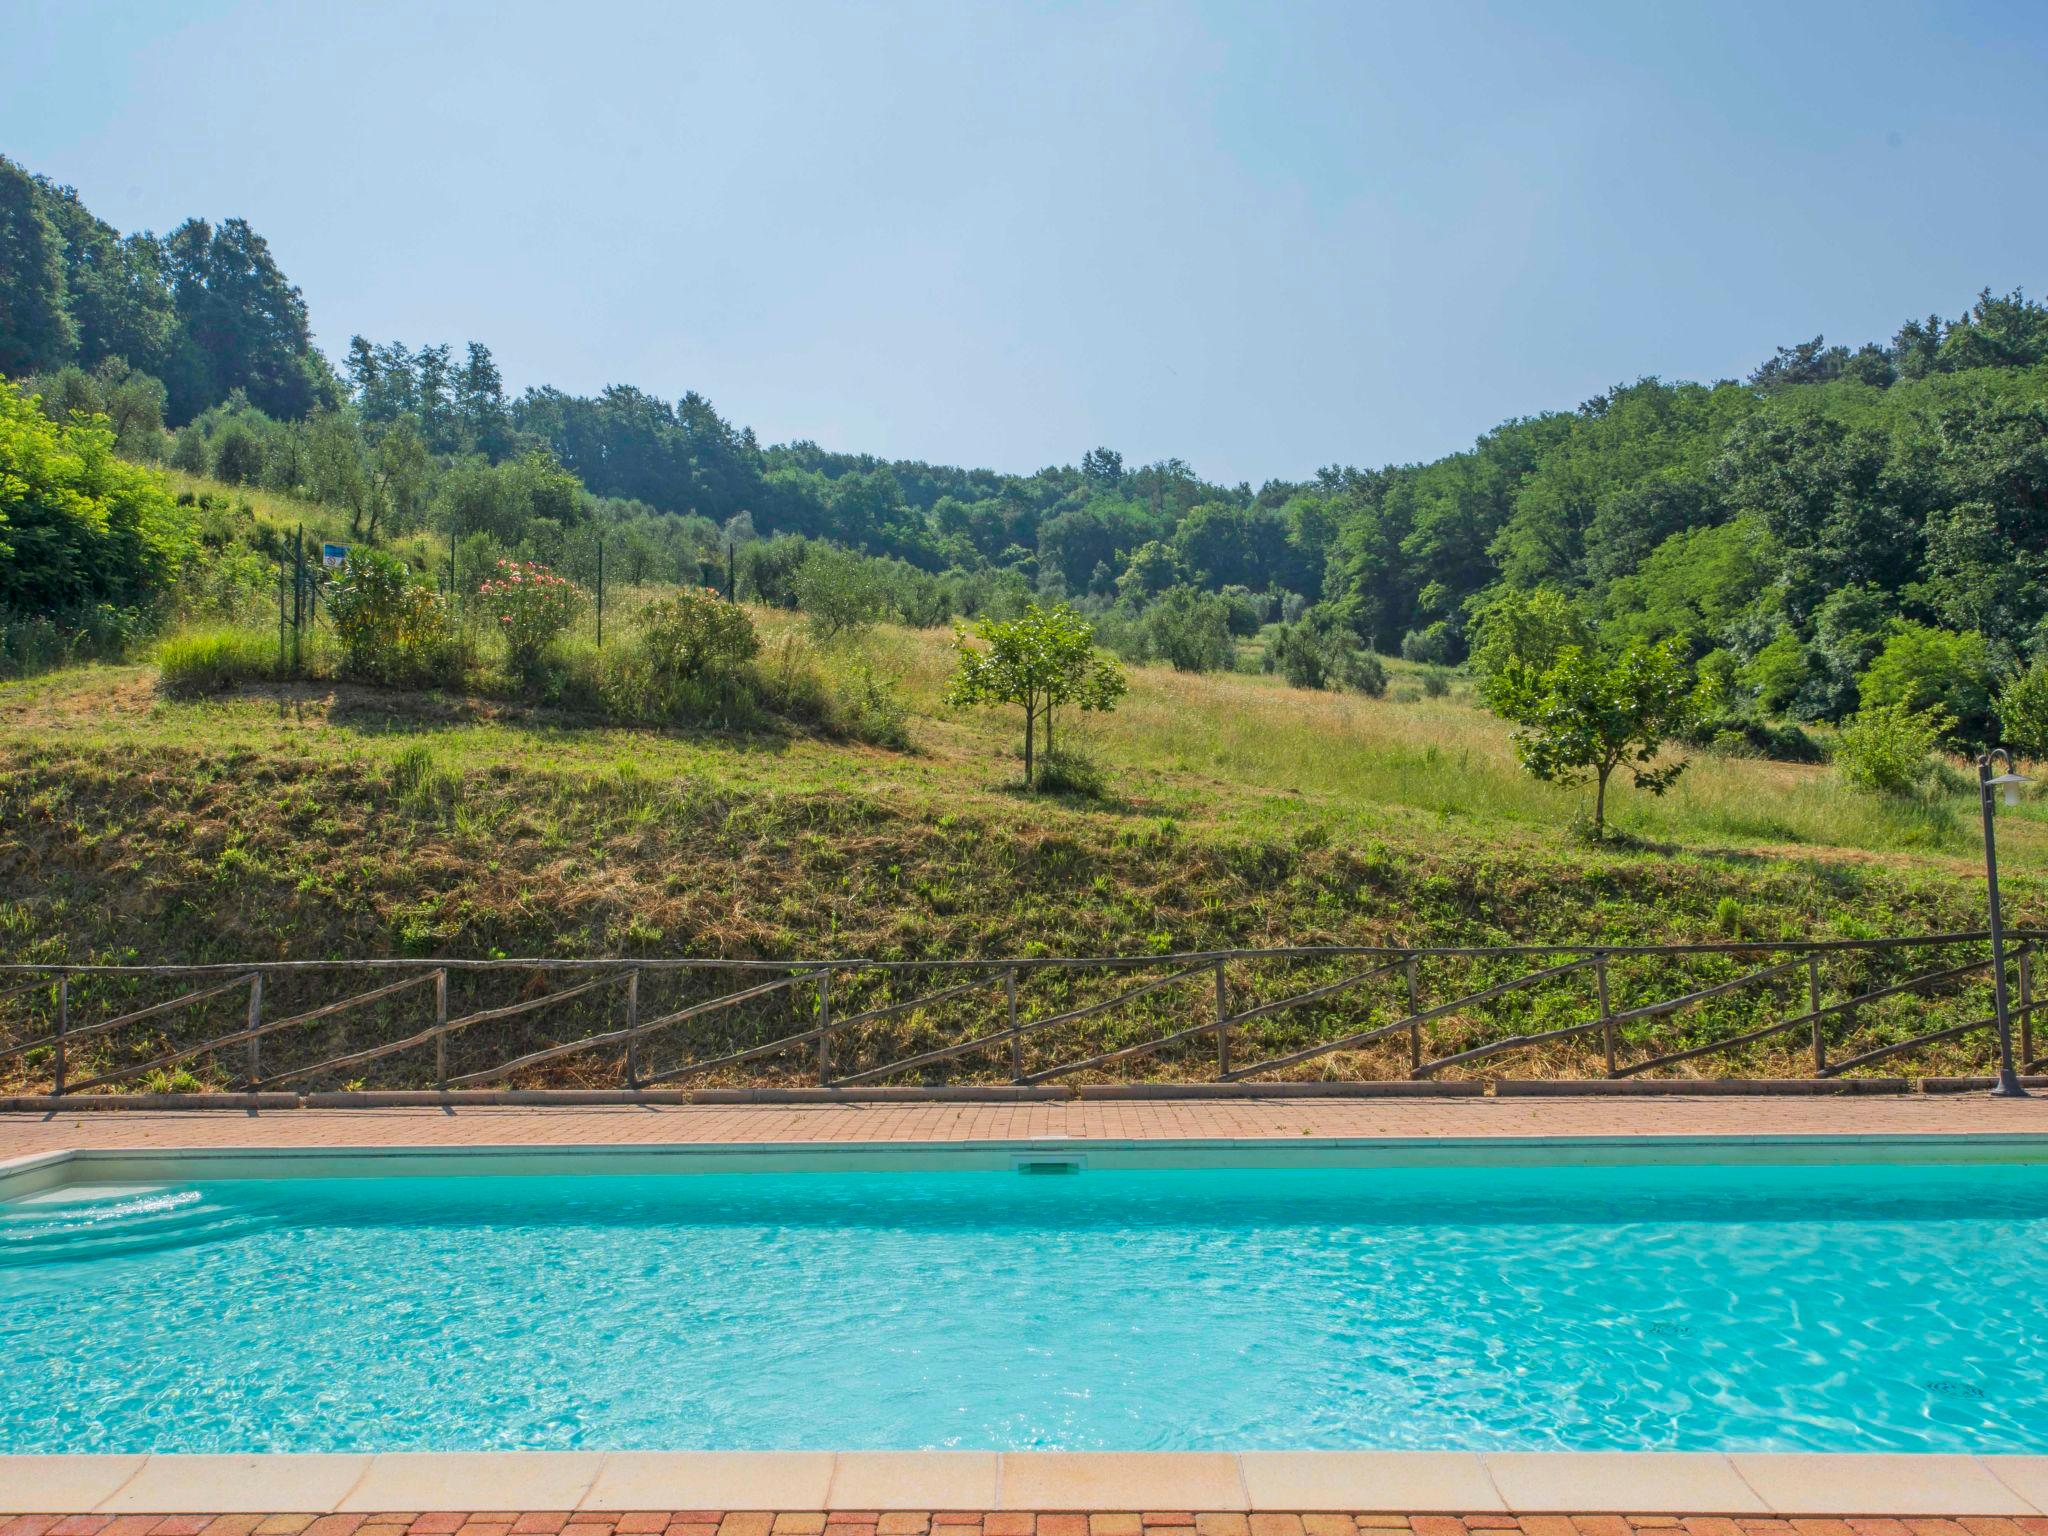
(948, 603, 1126, 787)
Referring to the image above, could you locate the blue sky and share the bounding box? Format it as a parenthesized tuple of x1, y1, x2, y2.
(6, 0, 2046, 484)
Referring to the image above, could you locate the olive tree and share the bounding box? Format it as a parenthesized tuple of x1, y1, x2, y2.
(947, 602, 1127, 786)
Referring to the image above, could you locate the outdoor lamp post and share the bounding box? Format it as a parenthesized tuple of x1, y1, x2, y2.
(1978, 748, 2032, 1098)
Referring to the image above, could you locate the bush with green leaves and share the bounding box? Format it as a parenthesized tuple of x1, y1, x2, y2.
(1421, 667, 1452, 698)
(0, 377, 194, 617)
(326, 548, 455, 685)
(598, 588, 763, 724)
(1035, 747, 1108, 798)
(1676, 712, 1825, 763)
(1141, 585, 1236, 672)
(1832, 701, 1956, 799)
(641, 588, 760, 683)
(1265, 616, 1386, 696)
(1399, 622, 1455, 665)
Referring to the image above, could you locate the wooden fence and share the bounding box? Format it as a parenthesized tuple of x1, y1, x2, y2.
(0, 933, 2042, 1096)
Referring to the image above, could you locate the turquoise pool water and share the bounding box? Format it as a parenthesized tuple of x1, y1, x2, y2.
(4, 1156, 2047, 1454)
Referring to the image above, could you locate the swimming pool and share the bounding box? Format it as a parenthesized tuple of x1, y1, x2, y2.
(4, 1142, 2047, 1457)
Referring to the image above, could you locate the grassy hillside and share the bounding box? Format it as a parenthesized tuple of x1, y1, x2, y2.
(3, 586, 2043, 1090)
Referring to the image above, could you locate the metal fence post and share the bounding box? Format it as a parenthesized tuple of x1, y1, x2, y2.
(1213, 959, 1230, 1078)
(1007, 967, 1022, 1080)
(816, 970, 833, 1085)
(1597, 953, 1616, 1077)
(434, 969, 449, 1090)
(245, 972, 264, 1086)
(624, 968, 640, 1088)
(1808, 952, 1826, 1075)
(53, 973, 68, 1096)
(1405, 954, 1422, 1073)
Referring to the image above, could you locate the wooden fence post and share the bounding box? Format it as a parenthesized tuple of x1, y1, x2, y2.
(1808, 952, 1826, 1075)
(53, 973, 68, 1096)
(624, 968, 640, 1088)
(434, 969, 449, 1090)
(245, 972, 264, 1086)
(1406, 955, 1422, 1073)
(1008, 967, 1022, 1081)
(816, 971, 833, 1085)
(1597, 953, 1615, 1077)
(2022, 942, 2035, 1069)
(1213, 959, 1230, 1078)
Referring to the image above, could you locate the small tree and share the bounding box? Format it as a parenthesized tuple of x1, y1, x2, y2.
(948, 602, 1127, 786)
(793, 543, 888, 641)
(1483, 638, 1707, 839)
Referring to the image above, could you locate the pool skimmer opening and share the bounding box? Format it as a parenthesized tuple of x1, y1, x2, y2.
(1012, 1155, 1085, 1175)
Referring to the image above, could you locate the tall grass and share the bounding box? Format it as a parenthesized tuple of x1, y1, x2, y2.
(155, 626, 283, 697)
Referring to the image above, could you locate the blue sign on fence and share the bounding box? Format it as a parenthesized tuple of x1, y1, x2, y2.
(322, 543, 348, 569)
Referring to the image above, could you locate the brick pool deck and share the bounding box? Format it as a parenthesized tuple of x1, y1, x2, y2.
(10, 1094, 2048, 1522)
(8, 1090, 2048, 1158)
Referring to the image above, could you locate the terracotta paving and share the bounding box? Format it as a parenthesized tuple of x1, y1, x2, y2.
(3, 1515, 2041, 1535)
(7, 1092, 2048, 1160)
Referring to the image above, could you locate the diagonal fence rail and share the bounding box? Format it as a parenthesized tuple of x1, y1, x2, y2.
(0, 931, 2043, 1097)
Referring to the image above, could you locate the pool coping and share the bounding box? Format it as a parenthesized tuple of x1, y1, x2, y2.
(10, 1128, 2048, 1198)
(8, 1449, 2048, 1516)
(12, 1122, 2048, 1518)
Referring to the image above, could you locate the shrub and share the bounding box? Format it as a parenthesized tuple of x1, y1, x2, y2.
(1267, 617, 1385, 695)
(1421, 667, 1452, 698)
(641, 589, 760, 683)
(1035, 747, 1107, 798)
(477, 558, 583, 677)
(327, 548, 456, 685)
(0, 378, 194, 615)
(1833, 701, 1954, 798)
(836, 665, 912, 749)
(1676, 712, 1825, 764)
(1141, 586, 1236, 672)
(598, 590, 762, 725)
(170, 424, 208, 474)
(210, 422, 266, 485)
(1333, 647, 1388, 697)
(1400, 623, 1456, 665)
(1, 603, 144, 678)
(156, 626, 278, 697)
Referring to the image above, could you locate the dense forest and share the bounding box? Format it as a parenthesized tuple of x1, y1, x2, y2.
(5, 150, 2048, 748)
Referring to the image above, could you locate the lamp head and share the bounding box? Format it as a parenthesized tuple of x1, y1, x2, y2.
(1987, 748, 2031, 805)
